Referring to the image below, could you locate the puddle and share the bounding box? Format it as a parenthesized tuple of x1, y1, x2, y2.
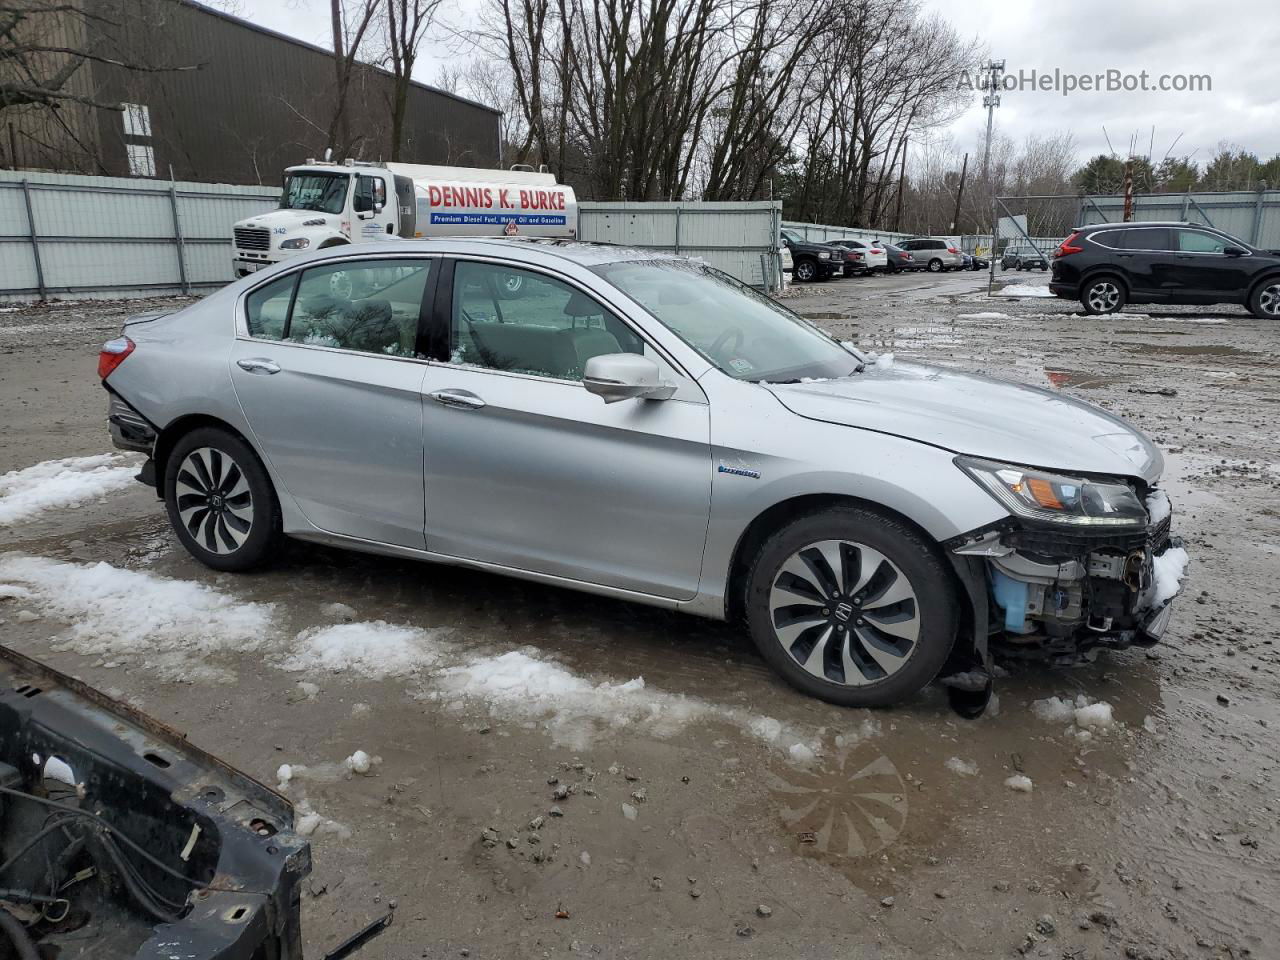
(1134, 343, 1256, 358)
(1042, 367, 1126, 390)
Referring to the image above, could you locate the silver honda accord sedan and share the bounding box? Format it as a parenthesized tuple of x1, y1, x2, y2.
(99, 238, 1184, 709)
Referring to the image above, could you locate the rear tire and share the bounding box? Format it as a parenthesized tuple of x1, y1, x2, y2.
(744, 506, 957, 708)
(164, 427, 281, 572)
(927, 258, 943, 273)
(1248, 278, 1280, 319)
(1081, 275, 1126, 315)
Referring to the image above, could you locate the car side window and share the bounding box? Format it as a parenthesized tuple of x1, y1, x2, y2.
(1118, 228, 1171, 251)
(244, 274, 296, 340)
(286, 258, 430, 356)
(449, 262, 643, 381)
(1177, 230, 1227, 254)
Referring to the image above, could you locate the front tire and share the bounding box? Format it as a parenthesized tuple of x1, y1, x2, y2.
(164, 427, 281, 571)
(794, 258, 818, 282)
(1081, 275, 1126, 315)
(1248, 279, 1280, 319)
(744, 507, 958, 707)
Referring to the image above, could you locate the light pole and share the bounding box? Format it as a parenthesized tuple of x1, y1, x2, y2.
(981, 59, 1004, 296)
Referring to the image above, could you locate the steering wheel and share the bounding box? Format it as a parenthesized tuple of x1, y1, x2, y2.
(707, 326, 745, 360)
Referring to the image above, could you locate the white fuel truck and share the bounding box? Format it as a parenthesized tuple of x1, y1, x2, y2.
(231, 159, 578, 277)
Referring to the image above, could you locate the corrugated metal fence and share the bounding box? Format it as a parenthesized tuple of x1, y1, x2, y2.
(579, 200, 783, 290)
(1080, 190, 1280, 248)
(0, 171, 785, 302)
(0, 170, 278, 301)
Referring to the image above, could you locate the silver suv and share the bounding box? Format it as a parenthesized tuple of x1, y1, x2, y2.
(100, 239, 1183, 708)
(898, 237, 965, 272)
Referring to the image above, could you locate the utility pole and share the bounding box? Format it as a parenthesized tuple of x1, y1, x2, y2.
(1122, 157, 1135, 221)
(952, 152, 968, 233)
(980, 59, 1005, 296)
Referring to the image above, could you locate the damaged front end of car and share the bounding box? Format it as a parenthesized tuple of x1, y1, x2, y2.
(941, 457, 1186, 714)
(0, 645, 309, 958)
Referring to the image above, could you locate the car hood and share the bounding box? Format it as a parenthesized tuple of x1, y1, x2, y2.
(236, 209, 336, 230)
(766, 359, 1164, 483)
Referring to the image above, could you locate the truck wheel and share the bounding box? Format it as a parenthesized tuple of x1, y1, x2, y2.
(493, 272, 526, 299)
(794, 259, 818, 282)
(744, 506, 957, 708)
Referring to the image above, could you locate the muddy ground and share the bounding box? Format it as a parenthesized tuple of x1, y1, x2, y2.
(0, 270, 1276, 959)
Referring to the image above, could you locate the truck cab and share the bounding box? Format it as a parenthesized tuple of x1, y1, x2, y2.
(232, 161, 408, 278)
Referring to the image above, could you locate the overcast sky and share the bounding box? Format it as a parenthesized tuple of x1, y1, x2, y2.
(230, 0, 1279, 167)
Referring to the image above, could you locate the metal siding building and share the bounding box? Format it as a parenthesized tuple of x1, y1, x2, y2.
(3, 0, 500, 185)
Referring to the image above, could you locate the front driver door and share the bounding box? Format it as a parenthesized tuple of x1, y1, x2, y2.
(421, 259, 713, 600)
(230, 255, 435, 548)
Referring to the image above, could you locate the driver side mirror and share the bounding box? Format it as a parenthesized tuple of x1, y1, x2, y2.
(1223, 245, 1247, 257)
(583, 354, 676, 404)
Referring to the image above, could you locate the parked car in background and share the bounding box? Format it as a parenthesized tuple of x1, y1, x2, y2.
(882, 243, 917, 272)
(959, 253, 974, 270)
(1001, 246, 1049, 271)
(825, 240, 871, 277)
(99, 238, 1184, 708)
(840, 239, 888, 274)
(781, 229, 842, 282)
(970, 254, 990, 271)
(781, 243, 793, 277)
(898, 237, 964, 272)
(1050, 221, 1280, 318)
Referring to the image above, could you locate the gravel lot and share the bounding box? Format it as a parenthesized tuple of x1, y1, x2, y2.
(0, 270, 1276, 959)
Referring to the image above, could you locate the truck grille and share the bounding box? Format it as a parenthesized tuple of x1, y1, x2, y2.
(234, 227, 270, 251)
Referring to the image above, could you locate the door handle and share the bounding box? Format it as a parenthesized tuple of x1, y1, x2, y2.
(427, 388, 485, 410)
(237, 357, 280, 375)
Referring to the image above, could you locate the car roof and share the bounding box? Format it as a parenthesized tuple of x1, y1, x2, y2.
(1078, 221, 1222, 231)
(294, 237, 688, 269)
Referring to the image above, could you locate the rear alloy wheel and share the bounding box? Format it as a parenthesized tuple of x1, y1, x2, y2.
(1081, 276, 1126, 315)
(794, 258, 818, 282)
(745, 507, 957, 707)
(165, 428, 280, 571)
(1248, 279, 1280, 319)
(927, 258, 943, 272)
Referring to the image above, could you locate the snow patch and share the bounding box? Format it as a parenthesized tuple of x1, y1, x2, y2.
(1004, 775, 1034, 792)
(284, 621, 451, 679)
(1031, 696, 1076, 724)
(957, 311, 1011, 320)
(1151, 546, 1190, 606)
(1074, 702, 1115, 730)
(320, 601, 358, 621)
(0, 454, 140, 526)
(944, 757, 979, 777)
(1000, 285, 1054, 298)
(345, 749, 380, 775)
(0, 554, 275, 678)
(1145, 489, 1171, 526)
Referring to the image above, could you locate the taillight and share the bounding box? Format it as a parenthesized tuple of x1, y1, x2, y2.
(947, 246, 959, 254)
(1055, 231, 1083, 257)
(870, 248, 882, 254)
(98, 336, 135, 379)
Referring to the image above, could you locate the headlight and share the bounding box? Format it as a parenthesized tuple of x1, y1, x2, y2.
(279, 237, 310, 250)
(956, 456, 1147, 527)
(818, 251, 830, 259)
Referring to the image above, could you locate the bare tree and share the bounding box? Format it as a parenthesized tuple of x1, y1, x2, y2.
(383, 0, 444, 160)
(0, 1, 200, 115)
(328, 0, 380, 155)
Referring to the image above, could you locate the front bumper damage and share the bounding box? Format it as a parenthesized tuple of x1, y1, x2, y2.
(0, 646, 309, 958)
(942, 488, 1185, 713)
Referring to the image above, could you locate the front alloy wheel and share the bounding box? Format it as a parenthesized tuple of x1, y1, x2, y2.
(794, 259, 817, 282)
(769, 540, 919, 687)
(745, 506, 957, 707)
(1249, 280, 1280, 319)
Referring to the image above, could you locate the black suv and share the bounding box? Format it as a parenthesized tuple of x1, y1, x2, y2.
(1050, 222, 1280, 318)
(780, 229, 843, 282)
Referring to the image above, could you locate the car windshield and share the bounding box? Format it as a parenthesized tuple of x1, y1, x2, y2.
(593, 259, 862, 382)
(280, 173, 350, 215)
